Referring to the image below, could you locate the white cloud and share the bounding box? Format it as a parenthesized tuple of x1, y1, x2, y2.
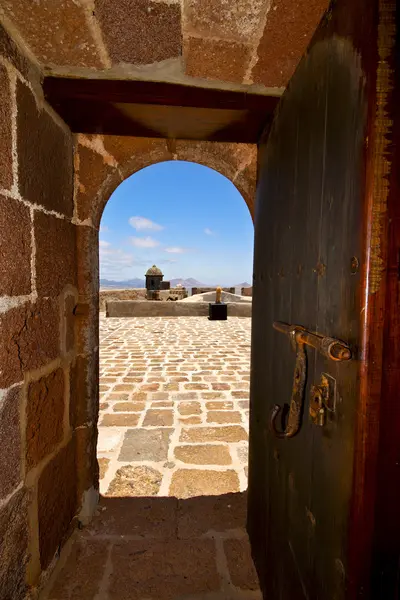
(130, 236, 160, 248)
(99, 240, 111, 248)
(204, 228, 215, 236)
(164, 246, 186, 254)
(129, 216, 164, 231)
(100, 225, 110, 232)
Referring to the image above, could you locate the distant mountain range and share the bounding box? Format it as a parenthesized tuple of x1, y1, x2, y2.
(100, 278, 145, 289)
(100, 278, 252, 289)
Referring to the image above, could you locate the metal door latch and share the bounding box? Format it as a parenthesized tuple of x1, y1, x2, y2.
(270, 322, 351, 438)
(309, 374, 330, 427)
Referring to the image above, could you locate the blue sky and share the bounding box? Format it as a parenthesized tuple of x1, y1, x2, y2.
(99, 160, 254, 285)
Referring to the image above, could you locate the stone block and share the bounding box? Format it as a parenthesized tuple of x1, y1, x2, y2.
(170, 469, 239, 498)
(179, 416, 202, 425)
(62, 293, 77, 355)
(17, 79, 73, 215)
(113, 401, 145, 412)
(1, 0, 102, 68)
(0, 488, 29, 599)
(180, 426, 248, 443)
(207, 410, 242, 424)
(0, 195, 31, 296)
(0, 299, 60, 388)
(224, 538, 260, 590)
(177, 492, 247, 538)
(75, 425, 99, 500)
(101, 413, 140, 427)
(45, 538, 109, 600)
(251, 0, 328, 87)
(142, 409, 173, 427)
(184, 37, 251, 83)
(107, 465, 162, 497)
(85, 496, 178, 539)
(0, 22, 40, 81)
(76, 225, 99, 299)
(206, 400, 234, 410)
(76, 145, 114, 222)
(109, 539, 219, 599)
(184, 0, 265, 43)
(69, 353, 99, 429)
(102, 136, 173, 170)
(118, 428, 172, 462)
(178, 401, 201, 415)
(34, 211, 77, 297)
(26, 367, 65, 469)
(38, 439, 77, 569)
(0, 65, 12, 190)
(96, 0, 182, 65)
(0, 386, 22, 499)
(174, 444, 231, 466)
(98, 457, 110, 480)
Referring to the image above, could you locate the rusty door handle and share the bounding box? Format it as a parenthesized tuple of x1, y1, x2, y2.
(270, 322, 351, 438)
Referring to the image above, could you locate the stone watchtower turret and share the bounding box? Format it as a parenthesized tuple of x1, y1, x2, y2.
(145, 265, 164, 291)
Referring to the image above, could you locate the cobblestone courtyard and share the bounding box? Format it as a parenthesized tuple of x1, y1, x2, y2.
(43, 316, 260, 599)
(98, 316, 251, 497)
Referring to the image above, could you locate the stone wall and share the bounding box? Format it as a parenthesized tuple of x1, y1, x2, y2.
(99, 288, 147, 311)
(0, 0, 329, 93)
(0, 23, 86, 597)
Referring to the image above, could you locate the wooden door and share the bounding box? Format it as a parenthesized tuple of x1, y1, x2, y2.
(248, 1, 400, 598)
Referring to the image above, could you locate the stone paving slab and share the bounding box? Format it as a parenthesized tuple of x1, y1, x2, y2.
(97, 316, 251, 498)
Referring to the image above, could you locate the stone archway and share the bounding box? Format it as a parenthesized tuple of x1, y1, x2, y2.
(73, 134, 257, 511)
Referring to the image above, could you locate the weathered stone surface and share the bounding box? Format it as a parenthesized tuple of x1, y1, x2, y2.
(76, 145, 114, 222)
(0, 195, 31, 296)
(143, 409, 173, 427)
(69, 353, 99, 429)
(107, 465, 162, 497)
(96, 0, 182, 65)
(206, 400, 234, 410)
(38, 440, 77, 569)
(177, 492, 247, 538)
(98, 457, 110, 480)
(119, 428, 172, 462)
(237, 446, 248, 465)
(26, 368, 64, 469)
(75, 425, 99, 500)
(113, 401, 145, 412)
(178, 401, 201, 416)
(34, 211, 77, 297)
(97, 429, 123, 453)
(170, 469, 239, 498)
(0, 65, 12, 190)
(180, 426, 248, 443)
(207, 410, 242, 424)
(185, 37, 250, 83)
(179, 415, 202, 425)
(46, 538, 109, 599)
(0, 488, 29, 599)
(224, 537, 260, 590)
(102, 136, 173, 171)
(184, 0, 265, 43)
(101, 413, 140, 427)
(62, 293, 76, 356)
(17, 80, 73, 215)
(86, 496, 178, 539)
(174, 444, 231, 466)
(0, 22, 40, 82)
(0, 299, 59, 388)
(0, 386, 22, 499)
(1, 0, 102, 67)
(251, 0, 328, 87)
(109, 539, 219, 599)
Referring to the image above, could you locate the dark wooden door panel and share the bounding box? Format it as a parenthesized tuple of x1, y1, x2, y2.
(248, 0, 399, 597)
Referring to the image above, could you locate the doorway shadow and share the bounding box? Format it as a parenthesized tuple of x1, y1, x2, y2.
(42, 492, 261, 600)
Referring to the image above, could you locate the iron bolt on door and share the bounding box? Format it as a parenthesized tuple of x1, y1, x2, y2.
(270, 322, 352, 438)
